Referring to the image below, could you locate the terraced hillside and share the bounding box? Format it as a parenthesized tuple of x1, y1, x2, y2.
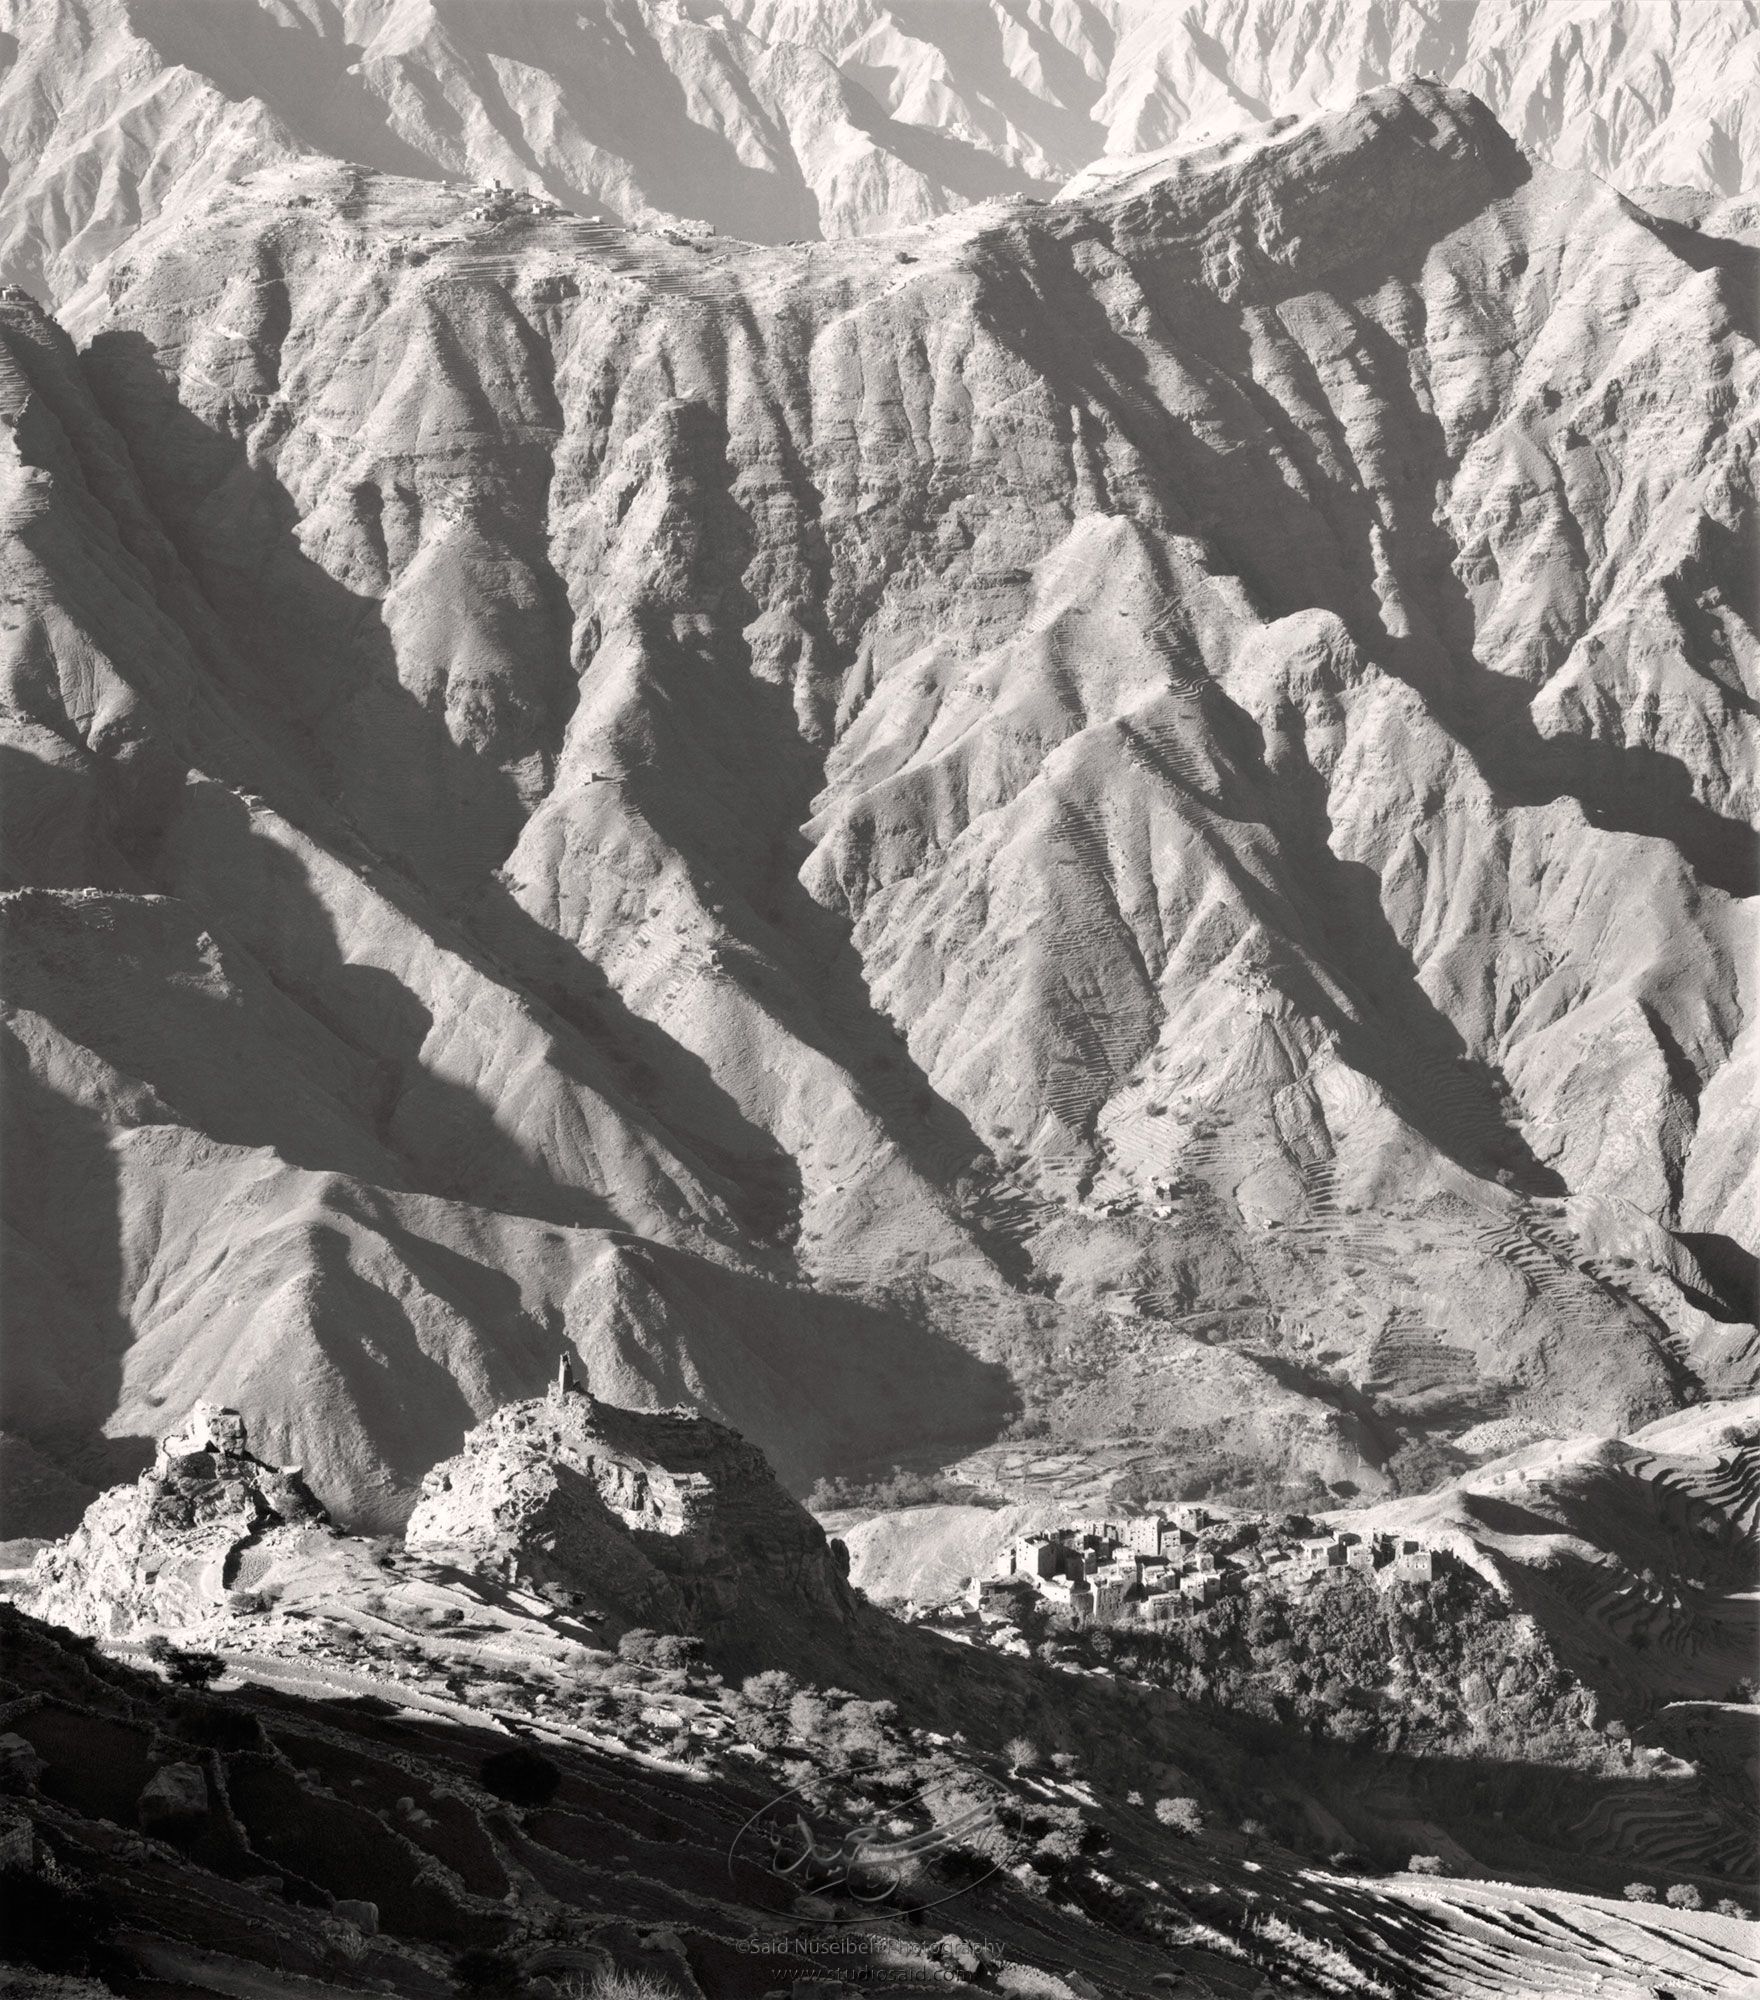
(9, 1604, 1758, 2000)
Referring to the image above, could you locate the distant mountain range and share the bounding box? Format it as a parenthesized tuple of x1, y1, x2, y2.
(3, 58, 1754, 1536)
(5, 0, 1759, 306)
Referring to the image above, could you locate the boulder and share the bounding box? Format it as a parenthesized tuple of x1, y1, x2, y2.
(0, 1731, 46, 1791)
(137, 1760, 209, 1829)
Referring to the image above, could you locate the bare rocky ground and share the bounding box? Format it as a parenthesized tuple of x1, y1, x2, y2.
(2, 77, 1756, 1540)
(3, 1394, 1757, 1997)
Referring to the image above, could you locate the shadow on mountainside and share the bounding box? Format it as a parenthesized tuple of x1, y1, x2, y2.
(0, 1038, 149, 1530)
(1124, 675, 1568, 1195)
(449, 0, 825, 240)
(1063, 140, 1760, 900)
(1344, 309, 1760, 904)
(960, 245, 1568, 1194)
(1673, 1231, 1760, 1325)
(3, 322, 1021, 1511)
(74, 328, 811, 1246)
(961, 168, 1754, 1197)
(540, 391, 1013, 1247)
(78, 321, 1008, 1265)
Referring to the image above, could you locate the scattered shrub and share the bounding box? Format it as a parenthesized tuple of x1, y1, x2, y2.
(1665, 1883, 1704, 1910)
(1406, 1854, 1445, 1876)
(1623, 1882, 1658, 1903)
(787, 1691, 833, 1742)
(740, 1670, 797, 1709)
(1385, 1437, 1467, 1497)
(1154, 1796, 1203, 1836)
(808, 1470, 1001, 1511)
(617, 1630, 701, 1669)
(558, 1973, 689, 2000)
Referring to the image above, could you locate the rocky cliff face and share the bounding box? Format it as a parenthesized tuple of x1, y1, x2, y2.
(2, 79, 1756, 1531)
(4, 0, 1758, 306)
(407, 1384, 861, 1647)
(18, 1403, 329, 1635)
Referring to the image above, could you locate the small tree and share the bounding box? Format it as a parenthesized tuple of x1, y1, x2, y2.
(1623, 1883, 1658, 1903)
(1240, 1818, 1268, 1845)
(1664, 1883, 1704, 1911)
(1004, 1735, 1040, 1774)
(1407, 1854, 1445, 1876)
(163, 1648, 226, 1690)
(1155, 1796, 1203, 1836)
(618, 1630, 700, 1669)
(739, 1670, 796, 1710)
(1716, 1899, 1746, 1918)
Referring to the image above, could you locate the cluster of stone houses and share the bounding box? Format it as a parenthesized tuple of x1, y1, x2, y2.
(972, 1511, 1448, 1628)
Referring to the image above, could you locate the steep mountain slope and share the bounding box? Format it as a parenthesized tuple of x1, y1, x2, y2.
(1344, 1397, 1760, 1710)
(4, 0, 1760, 306)
(2, 82, 1756, 1533)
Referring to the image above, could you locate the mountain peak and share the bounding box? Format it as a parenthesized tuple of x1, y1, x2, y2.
(1066, 80, 1531, 305)
(407, 1384, 863, 1660)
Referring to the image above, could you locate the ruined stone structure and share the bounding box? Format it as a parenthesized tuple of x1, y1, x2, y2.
(19, 1404, 326, 1636)
(406, 1391, 860, 1655)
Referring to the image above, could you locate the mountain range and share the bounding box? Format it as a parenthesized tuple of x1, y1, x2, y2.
(6, 0, 1760, 307)
(1, 9, 1757, 1542)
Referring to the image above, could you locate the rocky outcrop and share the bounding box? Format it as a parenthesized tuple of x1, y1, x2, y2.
(407, 1383, 861, 1648)
(18, 1403, 328, 1636)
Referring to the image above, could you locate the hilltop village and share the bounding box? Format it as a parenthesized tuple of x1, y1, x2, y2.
(974, 1508, 1451, 1628)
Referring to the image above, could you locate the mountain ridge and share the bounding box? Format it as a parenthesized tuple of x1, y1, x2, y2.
(4, 0, 1760, 311)
(1, 79, 1755, 1537)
